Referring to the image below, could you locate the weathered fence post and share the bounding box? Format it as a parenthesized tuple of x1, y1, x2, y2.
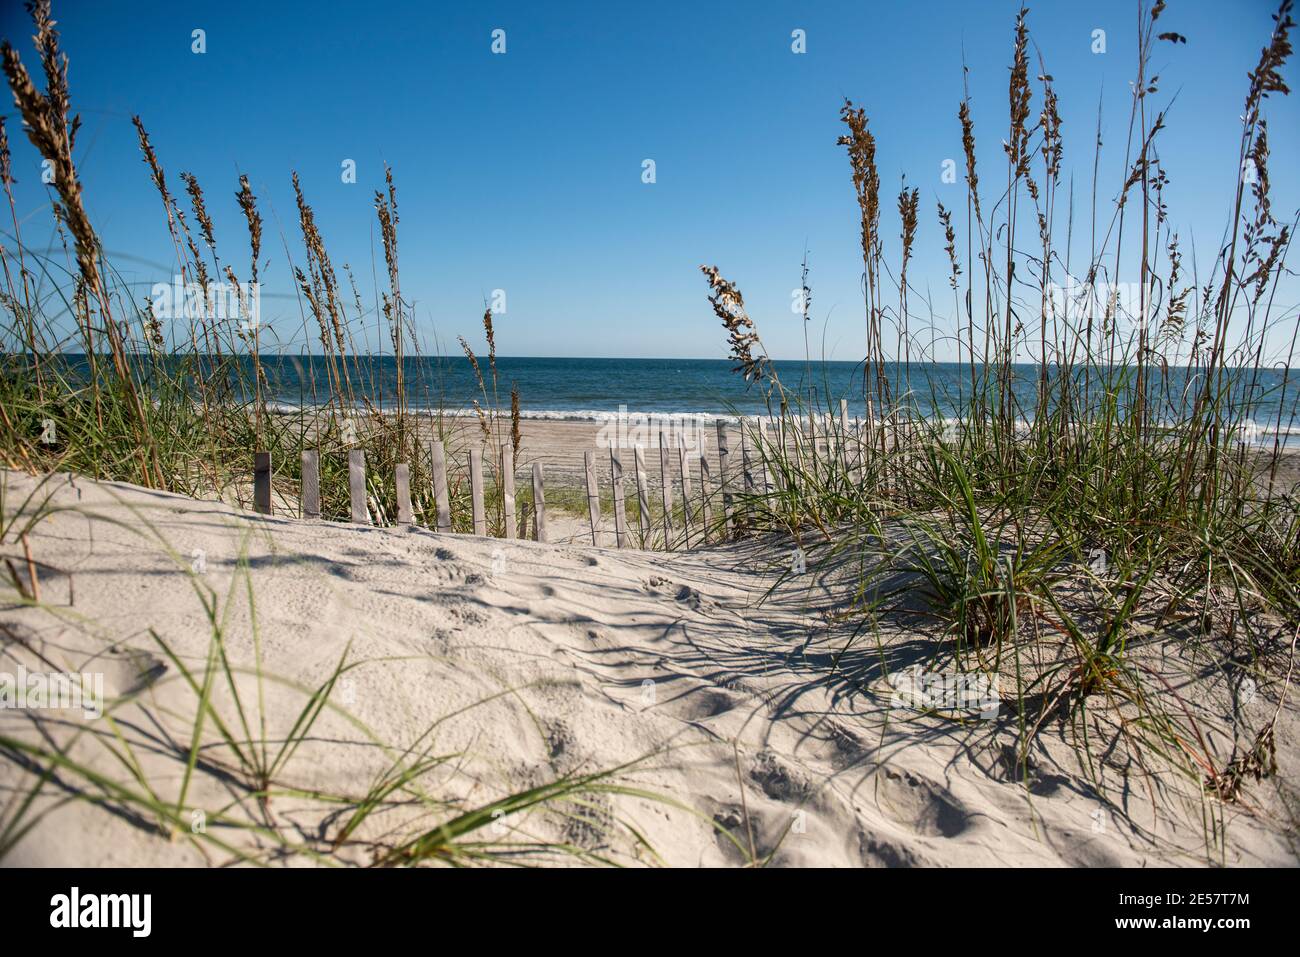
(584, 450, 602, 546)
(395, 463, 413, 524)
(431, 440, 452, 532)
(254, 451, 272, 515)
(301, 450, 320, 519)
(808, 387, 819, 472)
(634, 446, 651, 543)
(740, 423, 757, 531)
(469, 449, 487, 536)
(348, 449, 369, 524)
(611, 449, 628, 548)
(756, 418, 774, 493)
(659, 429, 674, 549)
(780, 395, 790, 470)
(678, 436, 693, 548)
(532, 462, 548, 543)
(501, 448, 517, 539)
(715, 420, 732, 537)
(698, 449, 713, 543)
(740, 423, 755, 494)
(852, 415, 864, 483)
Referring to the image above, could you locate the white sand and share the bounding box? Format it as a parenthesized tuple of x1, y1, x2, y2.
(1, 468, 1296, 866)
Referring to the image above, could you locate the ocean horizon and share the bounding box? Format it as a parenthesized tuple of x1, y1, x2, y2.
(37, 354, 1300, 438)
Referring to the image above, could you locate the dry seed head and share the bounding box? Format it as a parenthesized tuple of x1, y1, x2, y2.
(295, 265, 333, 352)
(180, 171, 216, 250)
(898, 183, 919, 271)
(385, 164, 398, 224)
(26, 1, 76, 152)
(0, 115, 12, 187)
(144, 296, 164, 347)
(4, 24, 97, 296)
(131, 116, 173, 226)
(957, 99, 983, 224)
(374, 170, 399, 295)
(236, 174, 262, 283)
(1005, 7, 1032, 179)
(838, 99, 881, 262)
(937, 202, 961, 289)
(459, 335, 487, 394)
(700, 264, 769, 384)
(292, 171, 344, 349)
(471, 399, 491, 443)
(1158, 232, 1190, 345)
(1246, 0, 1295, 119)
(481, 306, 498, 381)
(1037, 67, 1063, 183)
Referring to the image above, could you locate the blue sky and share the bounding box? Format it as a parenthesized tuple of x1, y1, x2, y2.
(1, 0, 1296, 361)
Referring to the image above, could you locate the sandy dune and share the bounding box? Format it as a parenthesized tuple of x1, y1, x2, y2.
(1, 469, 1295, 866)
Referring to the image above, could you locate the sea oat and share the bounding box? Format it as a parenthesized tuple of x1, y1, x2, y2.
(236, 174, 262, 284)
(482, 307, 497, 380)
(180, 171, 216, 250)
(1005, 8, 1032, 180)
(700, 264, 770, 384)
(937, 202, 961, 290)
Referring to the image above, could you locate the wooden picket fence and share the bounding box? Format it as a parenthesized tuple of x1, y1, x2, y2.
(246, 417, 800, 551)
(250, 402, 869, 550)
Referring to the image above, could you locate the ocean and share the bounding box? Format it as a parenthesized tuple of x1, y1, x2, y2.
(50, 354, 1300, 440)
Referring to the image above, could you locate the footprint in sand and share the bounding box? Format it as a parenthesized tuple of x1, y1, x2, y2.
(875, 768, 971, 839)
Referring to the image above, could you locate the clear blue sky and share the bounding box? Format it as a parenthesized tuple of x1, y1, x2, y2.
(2, 0, 1296, 361)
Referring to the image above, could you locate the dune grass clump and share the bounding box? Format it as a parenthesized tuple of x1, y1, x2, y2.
(0, 1, 542, 536)
(700, 0, 1300, 844)
(0, 1, 631, 865)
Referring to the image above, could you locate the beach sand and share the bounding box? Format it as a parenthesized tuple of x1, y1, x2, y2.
(1, 467, 1296, 867)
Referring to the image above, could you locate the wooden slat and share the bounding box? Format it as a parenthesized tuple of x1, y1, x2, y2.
(808, 394, 819, 472)
(610, 449, 628, 548)
(769, 415, 787, 492)
(431, 440, 452, 532)
(300, 450, 320, 519)
(348, 449, 368, 524)
(782, 396, 801, 472)
(756, 418, 773, 493)
(584, 450, 601, 546)
(501, 448, 517, 539)
(740, 424, 754, 494)
(658, 430, 673, 548)
(395, 463, 413, 524)
(838, 398, 850, 471)
(253, 451, 272, 515)
(469, 448, 487, 536)
(634, 445, 651, 542)
(740, 424, 755, 532)
(852, 414, 864, 482)
(698, 448, 713, 543)
(532, 462, 548, 543)
(678, 437, 693, 548)
(715, 420, 731, 537)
